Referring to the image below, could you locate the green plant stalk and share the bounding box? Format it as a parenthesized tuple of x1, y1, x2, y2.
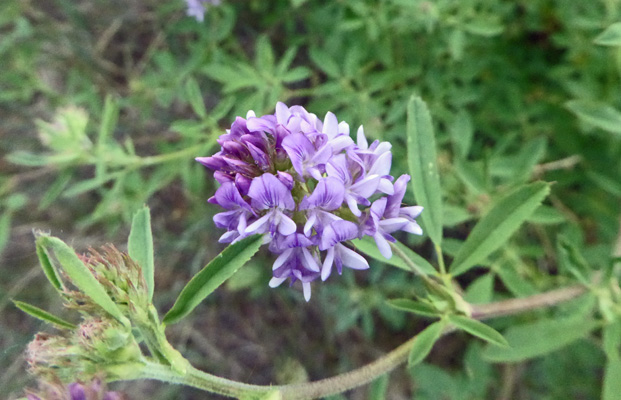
(128, 282, 589, 399)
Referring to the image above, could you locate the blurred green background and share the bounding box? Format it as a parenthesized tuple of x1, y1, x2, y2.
(1, 0, 620, 398)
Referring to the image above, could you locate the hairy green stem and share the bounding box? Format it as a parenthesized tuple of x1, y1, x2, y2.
(133, 283, 589, 399)
(137, 361, 272, 399)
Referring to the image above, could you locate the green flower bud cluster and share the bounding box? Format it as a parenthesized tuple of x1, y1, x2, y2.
(26, 317, 144, 383)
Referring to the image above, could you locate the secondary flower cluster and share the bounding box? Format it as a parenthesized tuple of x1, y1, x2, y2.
(197, 103, 423, 300)
(185, 0, 221, 22)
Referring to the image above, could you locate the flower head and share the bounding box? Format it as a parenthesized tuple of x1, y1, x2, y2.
(185, 0, 221, 22)
(197, 102, 423, 300)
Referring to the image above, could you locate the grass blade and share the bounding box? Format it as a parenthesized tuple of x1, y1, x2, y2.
(407, 95, 443, 246)
(163, 235, 263, 325)
(128, 206, 155, 301)
(450, 182, 550, 276)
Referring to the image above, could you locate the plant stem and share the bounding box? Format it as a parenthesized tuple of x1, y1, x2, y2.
(137, 360, 272, 399)
(470, 283, 588, 320)
(435, 243, 447, 275)
(133, 282, 590, 399)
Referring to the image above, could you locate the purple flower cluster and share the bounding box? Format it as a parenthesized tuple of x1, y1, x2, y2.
(185, 0, 221, 22)
(197, 103, 423, 300)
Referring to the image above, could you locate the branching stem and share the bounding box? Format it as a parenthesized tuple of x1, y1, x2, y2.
(133, 282, 590, 399)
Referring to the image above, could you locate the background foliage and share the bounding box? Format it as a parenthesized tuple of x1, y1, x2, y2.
(1, 0, 620, 398)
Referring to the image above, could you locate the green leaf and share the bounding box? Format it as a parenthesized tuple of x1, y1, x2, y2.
(128, 206, 155, 301)
(34, 231, 63, 291)
(163, 235, 263, 325)
(185, 77, 207, 118)
(282, 66, 311, 83)
(449, 315, 508, 347)
(352, 237, 435, 275)
(407, 96, 443, 246)
(557, 235, 590, 284)
(450, 182, 550, 276)
(603, 320, 621, 361)
(368, 374, 389, 400)
(594, 22, 621, 46)
(482, 316, 599, 362)
(309, 47, 341, 78)
(409, 319, 447, 366)
(463, 19, 503, 37)
(566, 99, 621, 137)
(603, 358, 621, 400)
(387, 299, 439, 318)
(36, 235, 129, 327)
(0, 212, 10, 256)
(449, 110, 473, 159)
(255, 35, 275, 73)
(464, 274, 494, 304)
(13, 300, 76, 329)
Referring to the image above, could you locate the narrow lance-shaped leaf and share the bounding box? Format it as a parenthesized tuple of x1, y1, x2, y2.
(368, 374, 389, 400)
(557, 236, 590, 284)
(185, 78, 207, 119)
(407, 96, 443, 246)
(96, 95, 119, 178)
(603, 358, 621, 400)
(449, 315, 508, 347)
(13, 300, 76, 330)
(34, 231, 63, 291)
(163, 234, 263, 325)
(128, 206, 155, 301)
(387, 298, 439, 318)
(352, 237, 436, 275)
(594, 22, 621, 46)
(450, 182, 550, 276)
(565, 100, 621, 137)
(482, 316, 599, 362)
(36, 235, 130, 327)
(409, 319, 447, 366)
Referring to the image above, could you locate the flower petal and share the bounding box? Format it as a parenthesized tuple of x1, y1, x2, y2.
(320, 220, 358, 250)
(248, 173, 295, 210)
(337, 245, 369, 270)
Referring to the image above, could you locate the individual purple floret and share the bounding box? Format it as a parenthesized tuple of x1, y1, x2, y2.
(197, 102, 423, 300)
(26, 379, 123, 400)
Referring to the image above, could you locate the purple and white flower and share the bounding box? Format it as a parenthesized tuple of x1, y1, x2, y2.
(197, 102, 424, 300)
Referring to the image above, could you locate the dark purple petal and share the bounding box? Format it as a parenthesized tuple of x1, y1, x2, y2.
(235, 174, 252, 195)
(248, 173, 295, 210)
(196, 155, 226, 170)
(222, 141, 249, 159)
(68, 383, 86, 400)
(214, 170, 234, 184)
(246, 141, 271, 170)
